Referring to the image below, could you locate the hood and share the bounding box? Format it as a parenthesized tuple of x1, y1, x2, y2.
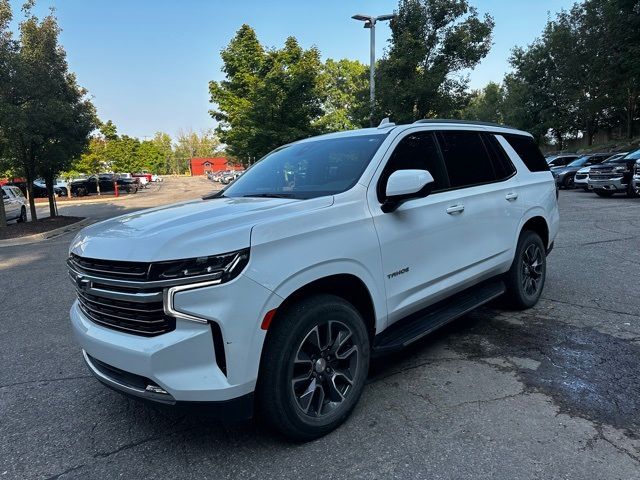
(70, 195, 333, 262)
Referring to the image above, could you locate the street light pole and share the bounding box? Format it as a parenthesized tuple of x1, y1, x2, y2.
(352, 13, 395, 126)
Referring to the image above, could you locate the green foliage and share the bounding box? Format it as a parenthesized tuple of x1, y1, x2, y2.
(375, 0, 494, 123)
(503, 0, 640, 145)
(461, 82, 504, 124)
(68, 125, 225, 177)
(210, 26, 324, 163)
(314, 59, 369, 132)
(0, 1, 96, 219)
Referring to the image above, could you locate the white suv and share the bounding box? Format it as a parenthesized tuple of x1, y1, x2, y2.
(68, 120, 559, 440)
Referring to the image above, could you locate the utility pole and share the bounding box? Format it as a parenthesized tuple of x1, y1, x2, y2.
(351, 13, 395, 126)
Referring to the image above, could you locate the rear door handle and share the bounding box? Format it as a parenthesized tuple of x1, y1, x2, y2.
(446, 204, 465, 215)
(505, 192, 518, 201)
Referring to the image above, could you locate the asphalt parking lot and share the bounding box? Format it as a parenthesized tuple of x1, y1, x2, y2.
(1, 179, 639, 480)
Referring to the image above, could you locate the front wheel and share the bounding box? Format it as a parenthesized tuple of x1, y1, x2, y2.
(503, 230, 546, 310)
(256, 294, 370, 441)
(17, 207, 26, 223)
(562, 174, 575, 189)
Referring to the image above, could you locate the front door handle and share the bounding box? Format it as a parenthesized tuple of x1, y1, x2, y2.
(505, 192, 518, 201)
(446, 204, 465, 215)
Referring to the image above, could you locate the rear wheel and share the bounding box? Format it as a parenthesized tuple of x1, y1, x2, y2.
(504, 230, 546, 310)
(595, 190, 614, 198)
(562, 174, 575, 189)
(257, 294, 370, 441)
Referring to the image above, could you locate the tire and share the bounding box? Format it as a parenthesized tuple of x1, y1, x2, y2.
(627, 181, 640, 198)
(503, 230, 546, 310)
(256, 294, 370, 441)
(562, 174, 575, 189)
(595, 190, 614, 198)
(17, 207, 26, 223)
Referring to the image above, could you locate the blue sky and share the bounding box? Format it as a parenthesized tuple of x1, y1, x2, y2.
(9, 0, 576, 138)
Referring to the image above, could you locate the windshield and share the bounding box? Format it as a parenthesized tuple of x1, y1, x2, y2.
(603, 154, 627, 163)
(624, 149, 640, 160)
(223, 134, 386, 200)
(567, 156, 590, 167)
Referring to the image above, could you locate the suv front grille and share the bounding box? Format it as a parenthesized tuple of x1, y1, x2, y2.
(69, 254, 175, 337)
(69, 253, 149, 281)
(76, 289, 174, 336)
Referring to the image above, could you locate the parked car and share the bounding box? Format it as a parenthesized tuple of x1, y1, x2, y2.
(68, 120, 559, 441)
(2, 185, 27, 223)
(6, 181, 63, 198)
(69, 174, 138, 196)
(574, 152, 628, 190)
(132, 174, 150, 188)
(546, 154, 580, 167)
(551, 153, 612, 188)
(588, 149, 640, 197)
(133, 173, 153, 185)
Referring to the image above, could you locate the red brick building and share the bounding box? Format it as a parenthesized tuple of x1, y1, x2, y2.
(189, 158, 244, 176)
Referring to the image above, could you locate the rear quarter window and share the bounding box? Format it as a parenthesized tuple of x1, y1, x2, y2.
(502, 134, 549, 172)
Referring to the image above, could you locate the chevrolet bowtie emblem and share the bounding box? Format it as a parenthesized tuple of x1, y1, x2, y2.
(75, 274, 90, 290)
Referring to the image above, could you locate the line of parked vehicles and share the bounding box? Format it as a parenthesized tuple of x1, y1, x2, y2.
(2, 171, 161, 199)
(546, 149, 640, 197)
(206, 170, 243, 184)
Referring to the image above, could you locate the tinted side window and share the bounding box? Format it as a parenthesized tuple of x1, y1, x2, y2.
(436, 131, 496, 188)
(503, 134, 549, 172)
(483, 134, 516, 180)
(378, 132, 448, 200)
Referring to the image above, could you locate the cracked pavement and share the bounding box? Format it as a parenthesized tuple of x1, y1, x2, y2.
(1, 182, 639, 479)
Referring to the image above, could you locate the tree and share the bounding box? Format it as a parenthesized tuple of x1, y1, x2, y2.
(582, 0, 640, 139)
(0, 2, 95, 219)
(375, 0, 494, 124)
(210, 26, 323, 163)
(0, 0, 13, 227)
(461, 82, 504, 123)
(150, 132, 174, 174)
(314, 59, 369, 132)
(209, 25, 264, 165)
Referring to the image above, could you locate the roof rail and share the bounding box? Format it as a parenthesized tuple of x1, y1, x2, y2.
(413, 119, 516, 129)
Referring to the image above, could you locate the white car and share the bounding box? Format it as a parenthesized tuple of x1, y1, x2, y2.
(68, 120, 559, 440)
(574, 153, 628, 190)
(2, 185, 27, 223)
(34, 178, 69, 196)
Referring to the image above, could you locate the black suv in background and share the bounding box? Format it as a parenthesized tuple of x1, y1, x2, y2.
(551, 153, 612, 188)
(70, 174, 139, 196)
(588, 149, 640, 197)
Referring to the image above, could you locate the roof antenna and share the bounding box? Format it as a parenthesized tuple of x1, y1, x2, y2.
(377, 117, 395, 129)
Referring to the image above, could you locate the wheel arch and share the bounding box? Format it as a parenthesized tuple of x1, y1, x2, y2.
(520, 214, 550, 251)
(270, 272, 380, 340)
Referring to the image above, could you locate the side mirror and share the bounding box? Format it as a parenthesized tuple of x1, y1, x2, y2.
(382, 169, 434, 213)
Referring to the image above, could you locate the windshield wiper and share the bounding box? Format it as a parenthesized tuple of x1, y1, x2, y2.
(242, 193, 296, 198)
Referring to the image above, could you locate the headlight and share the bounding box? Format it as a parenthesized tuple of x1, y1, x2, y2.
(612, 166, 629, 173)
(148, 248, 249, 282)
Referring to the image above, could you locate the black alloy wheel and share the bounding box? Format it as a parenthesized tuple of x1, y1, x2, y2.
(291, 321, 360, 418)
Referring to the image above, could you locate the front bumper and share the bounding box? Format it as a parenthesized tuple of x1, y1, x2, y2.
(82, 349, 254, 419)
(71, 273, 281, 406)
(588, 176, 626, 192)
(574, 175, 588, 186)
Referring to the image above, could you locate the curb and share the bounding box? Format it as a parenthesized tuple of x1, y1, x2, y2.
(0, 217, 94, 248)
